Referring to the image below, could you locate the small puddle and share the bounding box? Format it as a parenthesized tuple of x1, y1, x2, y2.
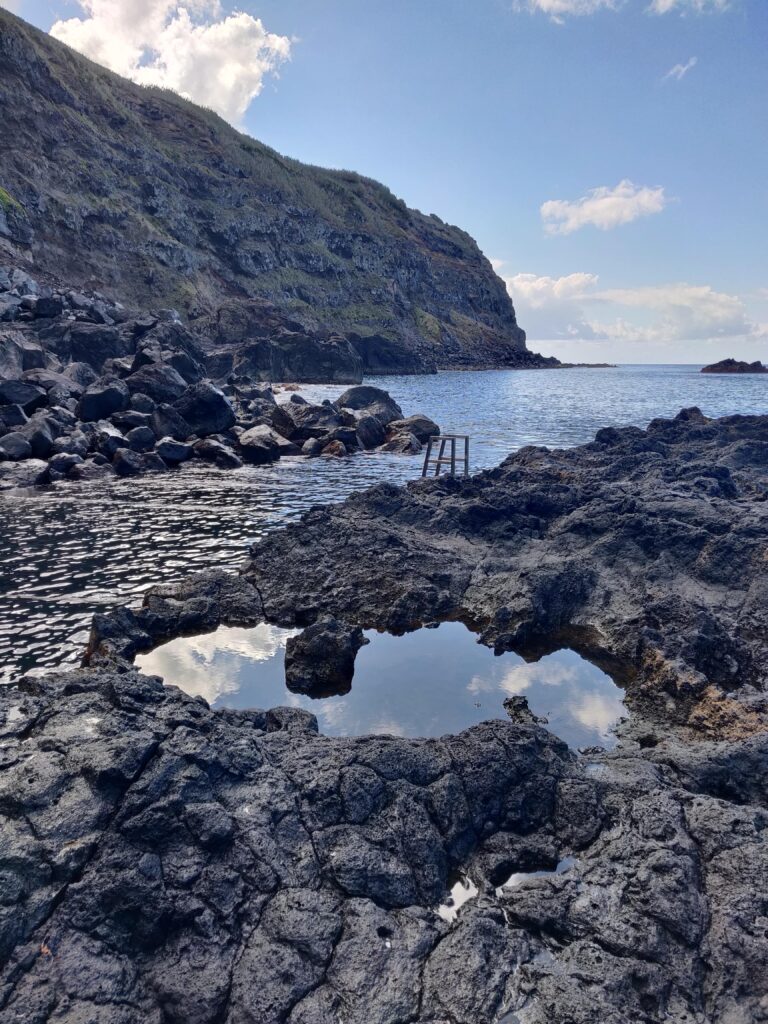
(135, 620, 625, 745)
(496, 856, 578, 895)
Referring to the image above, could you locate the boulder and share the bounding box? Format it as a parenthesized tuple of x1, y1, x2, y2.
(377, 431, 422, 454)
(68, 323, 131, 368)
(34, 296, 64, 318)
(19, 415, 54, 458)
(0, 405, 28, 433)
(173, 382, 236, 436)
(192, 438, 243, 469)
(283, 401, 344, 441)
(284, 617, 369, 696)
(151, 403, 191, 441)
(321, 440, 348, 458)
(337, 385, 403, 426)
(111, 410, 153, 432)
(126, 363, 188, 404)
(0, 432, 32, 461)
(51, 431, 89, 458)
(156, 437, 193, 464)
(112, 448, 144, 476)
(355, 413, 386, 450)
(93, 422, 125, 460)
(62, 362, 99, 389)
(130, 392, 156, 413)
(238, 426, 282, 464)
(386, 414, 440, 444)
(0, 379, 47, 413)
(239, 424, 299, 461)
(301, 438, 324, 457)
(126, 425, 156, 452)
(48, 452, 84, 475)
(77, 378, 130, 421)
(0, 335, 24, 377)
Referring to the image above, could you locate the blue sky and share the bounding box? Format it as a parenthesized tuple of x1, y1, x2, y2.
(5, 0, 767, 362)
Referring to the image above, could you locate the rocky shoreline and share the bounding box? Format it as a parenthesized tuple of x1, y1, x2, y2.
(0, 266, 445, 491)
(1, 408, 766, 1022)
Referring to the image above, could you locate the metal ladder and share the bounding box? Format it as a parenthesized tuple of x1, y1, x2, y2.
(421, 434, 470, 478)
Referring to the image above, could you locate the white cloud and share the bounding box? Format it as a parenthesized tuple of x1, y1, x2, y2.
(514, 0, 618, 20)
(541, 180, 668, 235)
(50, 1, 291, 124)
(663, 56, 698, 80)
(505, 271, 767, 346)
(648, 0, 729, 13)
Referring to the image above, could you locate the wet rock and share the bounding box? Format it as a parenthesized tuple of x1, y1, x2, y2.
(48, 451, 84, 475)
(77, 377, 130, 421)
(354, 413, 386, 450)
(155, 437, 193, 464)
(238, 424, 286, 463)
(192, 438, 243, 469)
(173, 382, 236, 436)
(301, 437, 325, 457)
(377, 430, 422, 454)
(285, 617, 369, 696)
(386, 414, 440, 444)
(112, 446, 145, 476)
(93, 421, 125, 459)
(321, 439, 348, 458)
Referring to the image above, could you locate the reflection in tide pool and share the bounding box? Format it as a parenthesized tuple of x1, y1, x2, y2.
(135, 620, 625, 747)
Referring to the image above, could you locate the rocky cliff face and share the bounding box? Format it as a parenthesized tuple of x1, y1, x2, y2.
(0, 9, 541, 376)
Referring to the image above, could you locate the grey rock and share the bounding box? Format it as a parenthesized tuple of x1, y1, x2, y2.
(238, 424, 286, 463)
(338, 386, 403, 426)
(354, 413, 386, 450)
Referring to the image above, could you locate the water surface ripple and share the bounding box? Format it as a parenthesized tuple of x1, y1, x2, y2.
(1, 365, 765, 680)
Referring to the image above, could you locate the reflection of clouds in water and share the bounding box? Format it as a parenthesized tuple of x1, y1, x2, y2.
(570, 691, 625, 738)
(501, 661, 577, 694)
(368, 716, 408, 737)
(137, 624, 297, 707)
(467, 675, 495, 695)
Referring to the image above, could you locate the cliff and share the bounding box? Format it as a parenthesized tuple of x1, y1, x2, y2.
(0, 9, 545, 376)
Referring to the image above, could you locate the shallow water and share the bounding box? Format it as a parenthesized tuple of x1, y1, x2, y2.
(136, 620, 625, 747)
(1, 364, 766, 680)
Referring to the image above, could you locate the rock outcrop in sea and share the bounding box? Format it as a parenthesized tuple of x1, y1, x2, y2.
(2, 409, 764, 1022)
(0, 8, 558, 377)
(701, 357, 767, 374)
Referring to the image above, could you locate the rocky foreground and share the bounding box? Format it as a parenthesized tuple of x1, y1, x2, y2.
(2, 410, 768, 1023)
(0, 266, 441, 489)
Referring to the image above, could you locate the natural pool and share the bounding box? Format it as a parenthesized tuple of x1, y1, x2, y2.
(135, 620, 625, 748)
(3, 363, 766, 682)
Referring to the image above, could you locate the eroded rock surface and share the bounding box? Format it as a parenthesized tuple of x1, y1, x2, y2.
(1, 668, 766, 1024)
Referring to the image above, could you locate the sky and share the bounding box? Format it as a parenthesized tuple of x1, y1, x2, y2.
(3, 0, 767, 363)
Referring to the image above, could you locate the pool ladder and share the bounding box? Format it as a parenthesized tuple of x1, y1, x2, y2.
(421, 434, 470, 478)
